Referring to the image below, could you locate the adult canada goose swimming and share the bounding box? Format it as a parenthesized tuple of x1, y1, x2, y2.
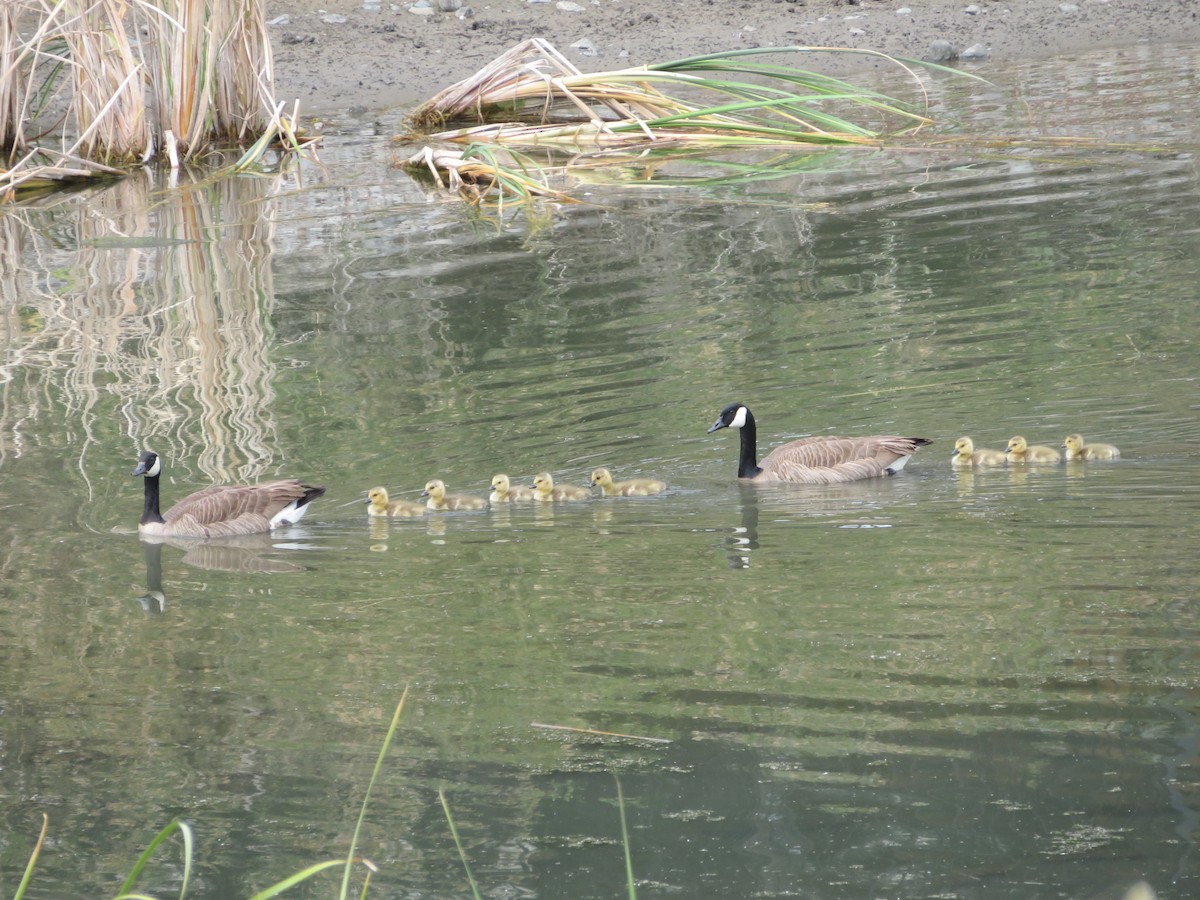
(132, 450, 325, 538)
(490, 474, 534, 503)
(707, 403, 931, 484)
(1005, 435, 1061, 464)
(590, 467, 667, 496)
(365, 486, 428, 517)
(530, 472, 591, 502)
(1063, 433, 1121, 461)
(422, 479, 488, 511)
(951, 436, 1008, 468)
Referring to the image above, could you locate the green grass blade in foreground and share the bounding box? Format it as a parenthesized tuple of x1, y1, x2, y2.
(340, 687, 410, 899)
(440, 789, 484, 900)
(13, 813, 49, 900)
(113, 818, 194, 900)
(615, 775, 637, 900)
(247, 860, 353, 900)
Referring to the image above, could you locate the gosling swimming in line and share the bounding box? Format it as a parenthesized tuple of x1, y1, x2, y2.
(490, 473, 534, 503)
(1005, 435, 1062, 464)
(531, 472, 591, 502)
(365, 486, 428, 517)
(1063, 433, 1120, 460)
(951, 436, 1007, 468)
(590, 467, 667, 496)
(422, 479, 488, 511)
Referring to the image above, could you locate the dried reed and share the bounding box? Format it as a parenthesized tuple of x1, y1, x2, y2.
(2, 0, 309, 195)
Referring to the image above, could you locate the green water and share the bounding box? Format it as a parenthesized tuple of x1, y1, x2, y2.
(2, 45, 1199, 899)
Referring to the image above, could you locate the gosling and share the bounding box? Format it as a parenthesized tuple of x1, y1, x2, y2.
(422, 479, 488, 511)
(366, 486, 428, 517)
(490, 473, 534, 503)
(1063, 433, 1120, 461)
(951, 437, 1008, 468)
(1006, 435, 1062, 464)
(590, 467, 667, 496)
(530, 472, 591, 502)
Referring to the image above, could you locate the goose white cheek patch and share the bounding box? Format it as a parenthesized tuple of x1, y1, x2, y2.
(729, 406, 748, 429)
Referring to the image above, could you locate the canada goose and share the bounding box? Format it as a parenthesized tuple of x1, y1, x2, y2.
(422, 479, 488, 511)
(132, 450, 325, 538)
(490, 473, 534, 503)
(1063, 433, 1120, 461)
(707, 403, 931, 483)
(1005, 435, 1061, 464)
(365, 486, 428, 517)
(590, 467, 667, 496)
(530, 472, 591, 502)
(951, 436, 1007, 468)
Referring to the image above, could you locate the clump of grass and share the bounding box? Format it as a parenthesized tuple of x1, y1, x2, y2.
(2, 0, 315, 197)
(398, 38, 956, 211)
(406, 38, 936, 149)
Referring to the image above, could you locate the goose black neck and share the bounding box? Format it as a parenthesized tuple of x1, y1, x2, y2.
(141, 473, 166, 525)
(737, 411, 763, 479)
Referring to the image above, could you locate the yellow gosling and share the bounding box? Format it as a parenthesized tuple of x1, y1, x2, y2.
(1063, 433, 1121, 460)
(366, 486, 428, 517)
(1005, 435, 1062, 464)
(590, 467, 667, 496)
(490, 473, 534, 503)
(951, 436, 1007, 468)
(530, 472, 591, 502)
(422, 479, 488, 511)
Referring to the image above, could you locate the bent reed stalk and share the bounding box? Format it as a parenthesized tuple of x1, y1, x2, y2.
(400, 39, 951, 210)
(2, 0, 311, 198)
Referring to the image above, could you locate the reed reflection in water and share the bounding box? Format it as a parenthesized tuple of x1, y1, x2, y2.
(0, 170, 295, 485)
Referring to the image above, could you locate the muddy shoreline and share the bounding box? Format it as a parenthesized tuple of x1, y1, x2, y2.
(266, 0, 1200, 118)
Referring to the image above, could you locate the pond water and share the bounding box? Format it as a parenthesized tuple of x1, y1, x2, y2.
(2, 43, 1199, 900)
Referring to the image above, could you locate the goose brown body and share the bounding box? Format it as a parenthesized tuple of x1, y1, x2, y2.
(423, 479, 488, 511)
(1006, 435, 1061, 464)
(366, 486, 428, 517)
(951, 436, 1007, 468)
(590, 467, 667, 496)
(490, 474, 534, 503)
(133, 450, 324, 538)
(708, 403, 931, 484)
(531, 472, 591, 502)
(1063, 433, 1120, 460)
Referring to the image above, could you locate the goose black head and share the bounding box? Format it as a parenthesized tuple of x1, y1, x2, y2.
(133, 450, 161, 478)
(708, 403, 750, 433)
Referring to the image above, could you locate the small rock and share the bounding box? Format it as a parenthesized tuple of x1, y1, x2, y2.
(556, 0, 584, 10)
(266, 14, 290, 26)
(964, 4, 979, 14)
(896, 7, 912, 15)
(923, 40, 959, 63)
(570, 37, 599, 56)
(961, 43, 990, 60)
(849, 27, 865, 37)
(438, 0, 460, 10)
(1059, 3, 1079, 13)
(281, 32, 317, 44)
(320, 12, 348, 23)
(408, 0, 434, 12)
(363, 0, 380, 10)
(455, 6, 474, 18)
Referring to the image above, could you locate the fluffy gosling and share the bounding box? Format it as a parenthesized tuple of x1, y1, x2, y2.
(490, 473, 534, 503)
(1006, 435, 1062, 464)
(422, 479, 488, 511)
(366, 486, 428, 517)
(530, 472, 591, 502)
(951, 436, 1007, 468)
(590, 467, 667, 496)
(1063, 433, 1121, 461)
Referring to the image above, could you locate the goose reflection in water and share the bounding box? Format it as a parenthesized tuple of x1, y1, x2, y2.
(135, 531, 316, 613)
